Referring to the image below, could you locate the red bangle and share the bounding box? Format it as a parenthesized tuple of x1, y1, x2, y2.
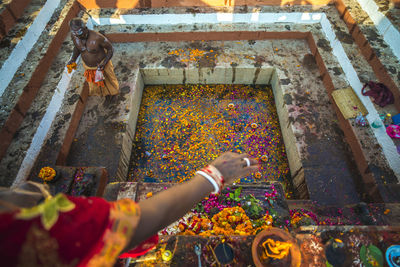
(202, 165, 224, 191)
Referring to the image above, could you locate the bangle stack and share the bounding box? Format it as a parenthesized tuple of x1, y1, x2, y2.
(196, 165, 225, 194)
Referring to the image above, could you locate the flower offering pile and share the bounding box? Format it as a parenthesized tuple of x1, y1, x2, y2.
(159, 185, 325, 236)
(161, 186, 289, 236)
(178, 206, 274, 236)
(129, 84, 293, 196)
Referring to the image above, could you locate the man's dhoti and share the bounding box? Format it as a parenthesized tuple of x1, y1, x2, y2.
(83, 60, 119, 96)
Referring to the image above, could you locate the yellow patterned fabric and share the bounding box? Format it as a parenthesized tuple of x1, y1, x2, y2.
(86, 198, 140, 267)
(0, 194, 141, 267)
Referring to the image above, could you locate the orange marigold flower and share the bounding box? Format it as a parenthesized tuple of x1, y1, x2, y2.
(384, 209, 391, 215)
(251, 123, 258, 129)
(261, 155, 268, 162)
(66, 62, 77, 74)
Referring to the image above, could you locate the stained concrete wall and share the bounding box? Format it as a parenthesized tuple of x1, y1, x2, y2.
(124, 66, 307, 197)
(116, 72, 144, 181)
(77, 0, 333, 9)
(270, 69, 307, 199)
(140, 67, 273, 85)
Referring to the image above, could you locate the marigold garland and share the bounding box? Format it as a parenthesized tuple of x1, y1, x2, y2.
(66, 62, 77, 74)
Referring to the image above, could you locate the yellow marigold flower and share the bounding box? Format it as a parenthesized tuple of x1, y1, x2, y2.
(38, 167, 56, 182)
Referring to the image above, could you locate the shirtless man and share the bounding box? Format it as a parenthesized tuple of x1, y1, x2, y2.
(67, 18, 119, 99)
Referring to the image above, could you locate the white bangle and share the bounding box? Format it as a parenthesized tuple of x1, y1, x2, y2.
(196, 170, 220, 194)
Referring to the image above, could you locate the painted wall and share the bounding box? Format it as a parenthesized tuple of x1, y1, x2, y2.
(76, 0, 333, 9)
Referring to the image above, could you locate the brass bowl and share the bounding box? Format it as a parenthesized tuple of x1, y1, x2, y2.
(252, 227, 301, 267)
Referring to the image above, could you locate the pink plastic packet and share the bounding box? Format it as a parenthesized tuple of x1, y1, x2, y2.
(386, 125, 400, 139)
(95, 69, 104, 82)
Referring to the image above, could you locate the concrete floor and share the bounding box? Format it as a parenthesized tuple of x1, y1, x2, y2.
(1, 2, 400, 266)
(58, 39, 362, 205)
(0, 1, 399, 207)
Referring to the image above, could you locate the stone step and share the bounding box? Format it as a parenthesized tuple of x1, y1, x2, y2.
(0, 0, 80, 187)
(0, 0, 34, 41)
(29, 166, 108, 197)
(287, 199, 400, 226)
(129, 226, 400, 266)
(376, 183, 400, 203)
(105, 181, 290, 221)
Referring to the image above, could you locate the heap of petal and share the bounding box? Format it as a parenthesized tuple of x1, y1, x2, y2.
(129, 84, 291, 195)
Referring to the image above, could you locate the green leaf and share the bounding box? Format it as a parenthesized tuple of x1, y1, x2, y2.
(42, 199, 59, 230)
(56, 195, 75, 212)
(229, 193, 234, 199)
(16, 204, 44, 219)
(195, 203, 204, 213)
(360, 244, 383, 267)
(270, 208, 278, 218)
(360, 245, 367, 263)
(367, 245, 383, 267)
(234, 187, 242, 198)
(326, 261, 333, 267)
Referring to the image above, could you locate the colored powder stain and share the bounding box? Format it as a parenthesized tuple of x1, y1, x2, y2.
(127, 84, 293, 196)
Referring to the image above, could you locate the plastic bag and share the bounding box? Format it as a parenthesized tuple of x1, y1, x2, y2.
(387, 125, 400, 139)
(95, 69, 104, 82)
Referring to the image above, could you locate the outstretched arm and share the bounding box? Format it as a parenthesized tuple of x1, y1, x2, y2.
(126, 152, 258, 249)
(67, 45, 80, 65)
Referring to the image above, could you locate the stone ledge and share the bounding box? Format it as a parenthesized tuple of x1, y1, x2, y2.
(0, 0, 80, 163)
(336, 0, 400, 112)
(0, 0, 32, 41)
(28, 35, 394, 203)
(29, 166, 108, 197)
(129, 225, 400, 265)
(106, 181, 290, 220)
